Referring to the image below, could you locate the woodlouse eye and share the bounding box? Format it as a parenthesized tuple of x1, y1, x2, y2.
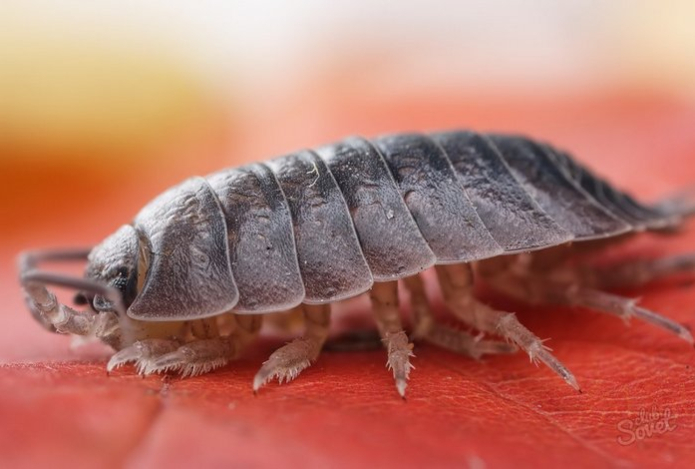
(112, 265, 138, 308)
(112, 275, 128, 292)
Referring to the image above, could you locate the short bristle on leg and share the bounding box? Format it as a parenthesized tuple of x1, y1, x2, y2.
(385, 331, 414, 398)
(370, 281, 415, 398)
(403, 274, 518, 359)
(253, 304, 330, 392)
(436, 264, 581, 392)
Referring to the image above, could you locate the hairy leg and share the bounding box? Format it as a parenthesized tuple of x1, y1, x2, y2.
(497, 240, 695, 291)
(370, 281, 414, 398)
(480, 256, 694, 346)
(130, 314, 263, 378)
(565, 287, 693, 344)
(575, 253, 695, 290)
(403, 275, 517, 359)
(107, 338, 181, 374)
(436, 264, 580, 391)
(253, 304, 331, 392)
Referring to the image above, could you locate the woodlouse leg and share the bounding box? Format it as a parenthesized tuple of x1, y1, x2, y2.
(107, 318, 206, 375)
(436, 264, 581, 391)
(262, 307, 304, 334)
(403, 275, 517, 359)
(509, 248, 695, 291)
(253, 304, 330, 392)
(481, 264, 695, 346)
(370, 281, 415, 398)
(564, 287, 694, 344)
(23, 285, 119, 339)
(19, 249, 127, 333)
(577, 253, 695, 290)
(143, 314, 262, 378)
(107, 338, 181, 374)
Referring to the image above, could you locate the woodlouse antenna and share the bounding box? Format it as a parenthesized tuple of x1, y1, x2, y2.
(18, 248, 126, 334)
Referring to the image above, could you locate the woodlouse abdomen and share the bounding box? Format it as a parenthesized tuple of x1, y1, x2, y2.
(19, 129, 695, 396)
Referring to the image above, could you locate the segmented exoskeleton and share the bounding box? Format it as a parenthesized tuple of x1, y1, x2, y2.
(20, 131, 695, 397)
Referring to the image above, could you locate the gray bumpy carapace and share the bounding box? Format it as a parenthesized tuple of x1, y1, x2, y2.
(82, 131, 684, 323)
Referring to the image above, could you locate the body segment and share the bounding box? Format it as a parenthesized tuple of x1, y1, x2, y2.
(373, 133, 503, 263)
(489, 135, 631, 240)
(129, 177, 237, 321)
(316, 137, 436, 280)
(431, 131, 574, 253)
(267, 149, 373, 303)
(207, 164, 305, 313)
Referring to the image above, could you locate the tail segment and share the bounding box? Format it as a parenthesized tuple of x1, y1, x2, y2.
(654, 184, 695, 221)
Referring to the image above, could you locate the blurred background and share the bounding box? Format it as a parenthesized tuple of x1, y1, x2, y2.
(2, 0, 695, 358)
(3, 4, 695, 466)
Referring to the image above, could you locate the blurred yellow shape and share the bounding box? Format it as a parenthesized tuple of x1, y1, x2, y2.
(609, 1, 695, 97)
(0, 25, 213, 164)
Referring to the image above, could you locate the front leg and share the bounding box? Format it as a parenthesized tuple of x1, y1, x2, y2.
(19, 248, 128, 348)
(144, 314, 263, 378)
(22, 281, 127, 349)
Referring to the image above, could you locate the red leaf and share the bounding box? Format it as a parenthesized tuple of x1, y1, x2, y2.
(2, 93, 695, 469)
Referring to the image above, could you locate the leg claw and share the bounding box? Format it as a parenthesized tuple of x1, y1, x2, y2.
(385, 331, 415, 398)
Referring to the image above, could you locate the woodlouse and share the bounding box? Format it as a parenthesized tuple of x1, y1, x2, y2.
(19, 130, 695, 397)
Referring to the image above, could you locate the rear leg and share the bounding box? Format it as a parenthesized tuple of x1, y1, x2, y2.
(482, 255, 695, 346)
(436, 264, 580, 391)
(577, 253, 695, 290)
(502, 243, 695, 291)
(370, 281, 414, 398)
(402, 274, 517, 359)
(253, 304, 331, 392)
(565, 287, 694, 344)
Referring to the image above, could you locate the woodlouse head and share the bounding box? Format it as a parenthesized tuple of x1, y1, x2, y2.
(82, 225, 143, 312)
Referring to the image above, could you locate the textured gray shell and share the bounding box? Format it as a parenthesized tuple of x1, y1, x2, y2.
(316, 137, 436, 279)
(207, 164, 305, 313)
(128, 177, 237, 320)
(122, 131, 682, 320)
(267, 150, 373, 303)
